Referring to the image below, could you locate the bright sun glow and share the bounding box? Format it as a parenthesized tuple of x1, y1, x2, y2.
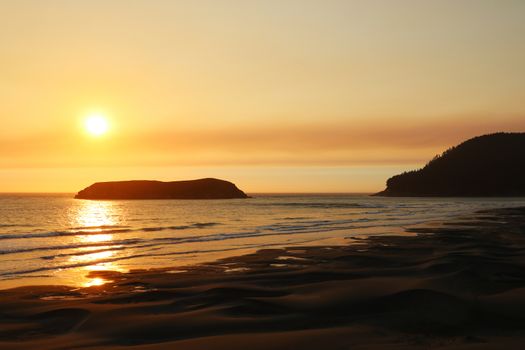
(85, 114, 109, 136)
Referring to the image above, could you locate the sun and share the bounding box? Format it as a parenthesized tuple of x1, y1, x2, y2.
(85, 114, 109, 136)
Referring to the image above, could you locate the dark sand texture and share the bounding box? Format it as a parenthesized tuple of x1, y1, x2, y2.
(1, 207, 525, 349)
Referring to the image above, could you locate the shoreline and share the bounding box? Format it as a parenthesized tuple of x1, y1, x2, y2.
(1, 206, 525, 349)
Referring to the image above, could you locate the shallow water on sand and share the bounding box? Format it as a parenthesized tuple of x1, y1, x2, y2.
(1, 193, 524, 289)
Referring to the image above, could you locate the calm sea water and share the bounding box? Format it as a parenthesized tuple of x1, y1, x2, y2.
(1, 193, 524, 289)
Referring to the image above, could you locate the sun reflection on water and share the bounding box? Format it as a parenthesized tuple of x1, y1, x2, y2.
(68, 200, 124, 287)
(80, 233, 114, 243)
(72, 200, 118, 229)
(70, 248, 116, 263)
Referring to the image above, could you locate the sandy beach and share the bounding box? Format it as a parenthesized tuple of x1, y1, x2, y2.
(0, 206, 524, 349)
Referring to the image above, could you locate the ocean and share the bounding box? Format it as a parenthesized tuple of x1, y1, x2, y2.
(1, 193, 525, 289)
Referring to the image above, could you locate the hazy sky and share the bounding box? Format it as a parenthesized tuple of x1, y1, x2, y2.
(1, 0, 525, 192)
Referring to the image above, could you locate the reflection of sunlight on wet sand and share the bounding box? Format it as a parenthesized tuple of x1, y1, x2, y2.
(83, 277, 107, 287)
(68, 200, 124, 287)
(70, 246, 122, 287)
(85, 261, 123, 272)
(81, 261, 124, 288)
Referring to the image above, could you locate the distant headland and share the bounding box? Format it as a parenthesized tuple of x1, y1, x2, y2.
(376, 132, 525, 197)
(75, 178, 249, 200)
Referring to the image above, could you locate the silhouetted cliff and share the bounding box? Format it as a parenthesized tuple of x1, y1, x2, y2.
(376, 132, 525, 197)
(75, 178, 249, 199)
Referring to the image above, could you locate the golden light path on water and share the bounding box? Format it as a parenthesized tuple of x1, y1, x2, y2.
(67, 200, 124, 288)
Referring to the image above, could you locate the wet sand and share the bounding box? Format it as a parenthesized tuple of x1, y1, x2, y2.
(1, 207, 525, 349)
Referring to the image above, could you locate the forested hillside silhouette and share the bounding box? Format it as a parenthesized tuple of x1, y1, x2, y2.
(376, 132, 525, 196)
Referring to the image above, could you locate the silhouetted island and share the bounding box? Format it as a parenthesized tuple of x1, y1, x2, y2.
(75, 178, 249, 199)
(376, 132, 525, 197)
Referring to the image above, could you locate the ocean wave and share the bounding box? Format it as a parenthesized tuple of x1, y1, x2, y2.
(0, 222, 221, 241)
(142, 222, 220, 232)
(69, 225, 131, 230)
(0, 224, 33, 228)
(0, 239, 325, 278)
(40, 246, 128, 260)
(0, 228, 134, 241)
(260, 202, 386, 209)
(0, 217, 412, 257)
(0, 238, 142, 255)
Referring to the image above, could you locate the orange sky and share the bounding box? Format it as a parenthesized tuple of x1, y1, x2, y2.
(1, 1, 525, 193)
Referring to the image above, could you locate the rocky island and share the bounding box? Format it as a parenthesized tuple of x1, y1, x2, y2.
(376, 132, 525, 197)
(75, 178, 249, 199)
